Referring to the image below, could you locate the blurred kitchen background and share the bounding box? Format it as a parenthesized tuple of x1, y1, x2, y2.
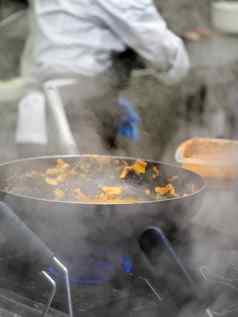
(1, 0, 238, 161)
(2, 2, 238, 317)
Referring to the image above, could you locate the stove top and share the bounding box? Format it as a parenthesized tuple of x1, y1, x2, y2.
(0, 224, 238, 317)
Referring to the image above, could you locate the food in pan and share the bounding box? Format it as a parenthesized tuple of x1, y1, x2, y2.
(54, 188, 65, 200)
(120, 160, 147, 179)
(155, 184, 176, 197)
(1, 157, 187, 204)
(152, 166, 160, 179)
(72, 188, 91, 202)
(101, 186, 123, 197)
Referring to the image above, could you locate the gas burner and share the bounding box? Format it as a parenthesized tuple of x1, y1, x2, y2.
(48, 251, 134, 286)
(0, 224, 197, 316)
(2, 220, 238, 317)
(199, 250, 238, 317)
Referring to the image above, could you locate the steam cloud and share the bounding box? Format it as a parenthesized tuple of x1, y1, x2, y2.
(0, 2, 238, 317)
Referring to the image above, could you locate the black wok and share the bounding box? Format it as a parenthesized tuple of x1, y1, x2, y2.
(0, 155, 205, 261)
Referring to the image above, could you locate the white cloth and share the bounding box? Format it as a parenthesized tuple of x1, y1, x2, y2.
(22, 0, 190, 85)
(16, 91, 47, 144)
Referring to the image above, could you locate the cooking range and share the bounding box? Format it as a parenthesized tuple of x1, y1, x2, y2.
(0, 223, 238, 317)
(0, 156, 236, 316)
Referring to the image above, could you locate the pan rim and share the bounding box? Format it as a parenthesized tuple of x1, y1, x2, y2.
(0, 154, 206, 206)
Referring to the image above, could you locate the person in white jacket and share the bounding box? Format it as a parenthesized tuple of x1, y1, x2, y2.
(16, 0, 190, 156)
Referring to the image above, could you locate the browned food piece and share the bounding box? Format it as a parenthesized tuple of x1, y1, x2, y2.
(72, 188, 91, 202)
(133, 160, 147, 174)
(56, 159, 70, 170)
(96, 190, 137, 204)
(155, 184, 176, 197)
(98, 186, 123, 201)
(54, 189, 65, 200)
(56, 174, 67, 184)
(120, 167, 131, 179)
(152, 166, 160, 179)
(46, 177, 59, 186)
(46, 168, 59, 176)
(45, 172, 67, 186)
(120, 160, 147, 179)
(46, 159, 70, 175)
(101, 186, 123, 196)
(145, 189, 151, 196)
(45, 159, 74, 186)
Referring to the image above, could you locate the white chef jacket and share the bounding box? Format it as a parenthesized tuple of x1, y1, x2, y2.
(17, 0, 190, 148)
(22, 0, 190, 85)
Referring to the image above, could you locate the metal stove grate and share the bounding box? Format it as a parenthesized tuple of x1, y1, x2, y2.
(199, 250, 238, 317)
(0, 288, 66, 317)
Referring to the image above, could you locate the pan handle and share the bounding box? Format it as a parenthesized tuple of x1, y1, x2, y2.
(0, 201, 54, 268)
(135, 226, 198, 305)
(139, 226, 194, 285)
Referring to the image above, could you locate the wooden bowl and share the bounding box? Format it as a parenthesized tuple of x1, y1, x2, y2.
(175, 138, 238, 180)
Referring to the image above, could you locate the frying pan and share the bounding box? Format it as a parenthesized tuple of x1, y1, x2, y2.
(0, 155, 205, 262)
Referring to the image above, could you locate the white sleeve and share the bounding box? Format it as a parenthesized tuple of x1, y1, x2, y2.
(96, 0, 190, 85)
